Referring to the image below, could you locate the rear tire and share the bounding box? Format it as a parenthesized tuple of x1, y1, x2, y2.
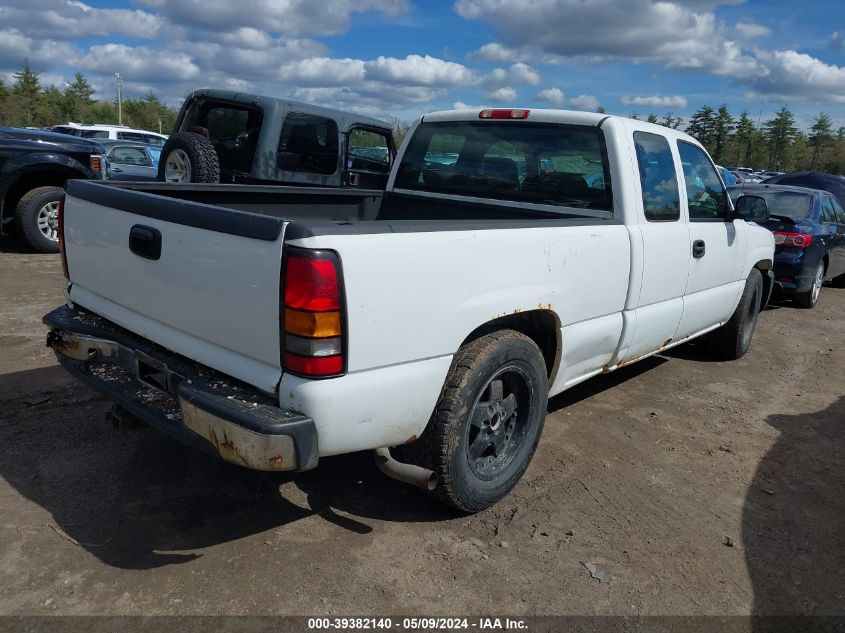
(794, 260, 824, 309)
(15, 186, 62, 253)
(424, 330, 548, 513)
(707, 268, 763, 360)
(158, 132, 219, 183)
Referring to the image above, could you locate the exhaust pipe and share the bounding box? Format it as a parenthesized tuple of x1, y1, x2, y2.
(373, 447, 438, 491)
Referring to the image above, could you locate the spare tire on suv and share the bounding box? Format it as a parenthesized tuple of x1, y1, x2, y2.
(158, 132, 220, 183)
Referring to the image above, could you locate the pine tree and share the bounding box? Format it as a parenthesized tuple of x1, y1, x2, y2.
(808, 113, 833, 170)
(629, 112, 640, 120)
(685, 106, 716, 151)
(0, 78, 8, 125)
(660, 112, 683, 129)
(732, 111, 756, 167)
(764, 106, 797, 171)
(712, 105, 734, 164)
(64, 72, 95, 121)
(12, 59, 41, 126)
(646, 113, 658, 124)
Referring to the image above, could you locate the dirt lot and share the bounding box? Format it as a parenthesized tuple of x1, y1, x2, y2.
(0, 241, 843, 617)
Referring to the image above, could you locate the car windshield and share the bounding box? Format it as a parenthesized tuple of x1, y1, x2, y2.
(394, 121, 612, 215)
(733, 190, 812, 220)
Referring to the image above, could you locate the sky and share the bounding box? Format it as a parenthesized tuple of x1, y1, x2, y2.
(1, 0, 844, 131)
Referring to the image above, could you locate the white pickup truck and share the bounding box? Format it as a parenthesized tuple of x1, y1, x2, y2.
(45, 108, 775, 512)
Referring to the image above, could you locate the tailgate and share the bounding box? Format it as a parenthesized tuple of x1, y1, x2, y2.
(62, 180, 286, 394)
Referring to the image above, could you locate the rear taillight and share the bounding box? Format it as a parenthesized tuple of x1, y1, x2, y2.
(773, 232, 813, 248)
(58, 193, 69, 279)
(89, 155, 105, 179)
(282, 248, 345, 378)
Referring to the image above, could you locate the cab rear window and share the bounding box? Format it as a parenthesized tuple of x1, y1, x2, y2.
(394, 121, 612, 213)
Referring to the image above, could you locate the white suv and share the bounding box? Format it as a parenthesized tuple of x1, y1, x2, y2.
(51, 123, 168, 147)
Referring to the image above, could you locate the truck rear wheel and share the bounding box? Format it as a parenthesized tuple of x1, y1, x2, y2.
(15, 186, 62, 253)
(158, 132, 220, 183)
(706, 268, 763, 360)
(426, 330, 548, 513)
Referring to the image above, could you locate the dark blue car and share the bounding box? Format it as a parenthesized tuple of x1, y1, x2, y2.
(729, 184, 845, 308)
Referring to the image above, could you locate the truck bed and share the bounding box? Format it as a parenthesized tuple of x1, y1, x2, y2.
(68, 180, 617, 240)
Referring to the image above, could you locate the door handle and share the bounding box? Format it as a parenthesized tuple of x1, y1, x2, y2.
(110, 167, 123, 173)
(692, 239, 706, 258)
(129, 225, 161, 260)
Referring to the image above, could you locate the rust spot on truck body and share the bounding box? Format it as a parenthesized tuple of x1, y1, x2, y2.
(405, 434, 418, 444)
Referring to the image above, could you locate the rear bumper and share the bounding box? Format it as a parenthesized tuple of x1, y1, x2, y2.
(773, 251, 817, 295)
(43, 305, 318, 472)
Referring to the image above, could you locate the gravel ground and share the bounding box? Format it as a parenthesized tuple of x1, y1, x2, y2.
(0, 241, 842, 617)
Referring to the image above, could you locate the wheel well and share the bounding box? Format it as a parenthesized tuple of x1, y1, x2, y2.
(3, 170, 78, 227)
(462, 310, 560, 380)
(754, 259, 773, 311)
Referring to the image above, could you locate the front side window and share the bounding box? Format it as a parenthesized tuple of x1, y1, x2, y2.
(821, 197, 838, 223)
(678, 141, 728, 220)
(634, 131, 680, 222)
(144, 134, 166, 147)
(394, 121, 612, 213)
(278, 113, 339, 175)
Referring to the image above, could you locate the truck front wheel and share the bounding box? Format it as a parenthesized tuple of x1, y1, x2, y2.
(15, 186, 63, 253)
(706, 268, 763, 360)
(427, 330, 548, 513)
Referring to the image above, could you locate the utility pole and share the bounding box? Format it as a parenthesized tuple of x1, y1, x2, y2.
(115, 72, 123, 125)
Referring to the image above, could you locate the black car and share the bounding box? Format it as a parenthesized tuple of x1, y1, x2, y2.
(729, 184, 845, 308)
(0, 127, 105, 252)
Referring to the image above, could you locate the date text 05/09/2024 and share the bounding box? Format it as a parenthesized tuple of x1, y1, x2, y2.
(307, 617, 528, 630)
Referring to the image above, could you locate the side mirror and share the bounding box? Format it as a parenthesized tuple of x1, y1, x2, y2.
(734, 195, 769, 223)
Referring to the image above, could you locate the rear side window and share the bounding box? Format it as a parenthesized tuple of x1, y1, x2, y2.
(348, 128, 391, 173)
(394, 121, 612, 213)
(831, 197, 845, 223)
(278, 113, 339, 175)
(118, 132, 146, 142)
(634, 131, 680, 222)
(79, 130, 109, 139)
(109, 146, 152, 166)
(678, 141, 728, 221)
(144, 134, 165, 147)
(821, 197, 837, 223)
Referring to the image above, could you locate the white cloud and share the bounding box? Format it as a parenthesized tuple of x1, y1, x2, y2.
(537, 87, 565, 105)
(622, 95, 688, 108)
(135, 0, 409, 37)
(460, 0, 760, 78)
(452, 101, 489, 110)
(745, 49, 845, 103)
(278, 57, 366, 85)
(569, 94, 600, 110)
(364, 55, 476, 86)
(487, 87, 517, 102)
(0, 0, 164, 39)
(734, 22, 771, 39)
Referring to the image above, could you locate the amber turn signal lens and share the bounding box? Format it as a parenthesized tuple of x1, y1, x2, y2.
(284, 308, 341, 338)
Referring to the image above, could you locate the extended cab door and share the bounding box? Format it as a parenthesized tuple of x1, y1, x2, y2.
(674, 142, 747, 340)
(616, 129, 690, 363)
(343, 126, 394, 189)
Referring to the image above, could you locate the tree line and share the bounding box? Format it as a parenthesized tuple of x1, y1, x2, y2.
(1, 60, 843, 175)
(627, 104, 845, 175)
(0, 60, 179, 134)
